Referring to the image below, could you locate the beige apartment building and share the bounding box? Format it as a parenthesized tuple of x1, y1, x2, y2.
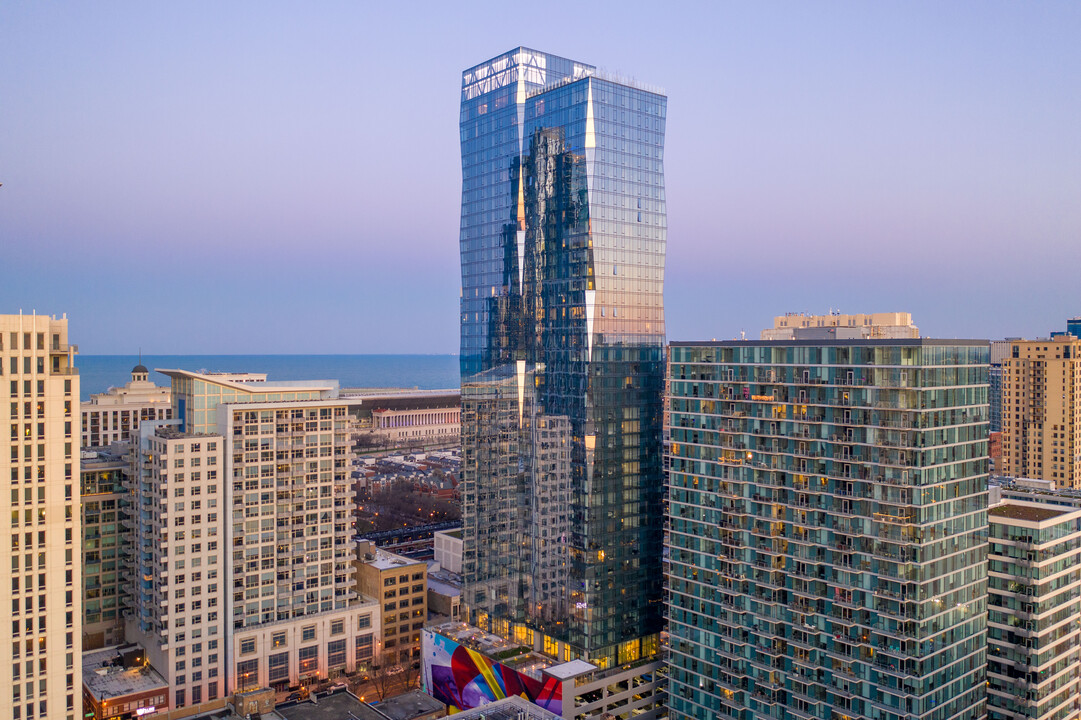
(126, 419, 229, 717)
(150, 371, 381, 693)
(355, 541, 427, 666)
(0, 313, 82, 720)
(1001, 336, 1081, 486)
(761, 311, 920, 340)
(215, 394, 377, 691)
(81, 364, 171, 447)
(111, 368, 381, 716)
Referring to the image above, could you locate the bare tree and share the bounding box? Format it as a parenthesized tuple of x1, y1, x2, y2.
(369, 649, 404, 701)
(398, 657, 421, 693)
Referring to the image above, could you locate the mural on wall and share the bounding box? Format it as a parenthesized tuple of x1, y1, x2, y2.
(422, 631, 563, 715)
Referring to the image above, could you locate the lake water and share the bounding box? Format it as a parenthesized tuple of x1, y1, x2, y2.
(77, 354, 460, 401)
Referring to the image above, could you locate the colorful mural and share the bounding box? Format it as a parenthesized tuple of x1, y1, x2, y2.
(422, 631, 563, 715)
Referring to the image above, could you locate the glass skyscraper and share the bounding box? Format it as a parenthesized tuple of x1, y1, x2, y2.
(666, 340, 990, 720)
(458, 48, 667, 672)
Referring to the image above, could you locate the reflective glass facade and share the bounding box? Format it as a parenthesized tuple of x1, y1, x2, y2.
(459, 48, 667, 669)
(666, 340, 990, 720)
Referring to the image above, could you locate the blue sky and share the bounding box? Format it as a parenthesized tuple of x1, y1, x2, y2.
(2, 2, 1079, 353)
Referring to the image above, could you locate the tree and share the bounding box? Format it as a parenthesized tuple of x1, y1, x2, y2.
(369, 649, 404, 701)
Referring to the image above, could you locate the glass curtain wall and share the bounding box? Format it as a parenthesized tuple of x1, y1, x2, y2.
(459, 48, 667, 667)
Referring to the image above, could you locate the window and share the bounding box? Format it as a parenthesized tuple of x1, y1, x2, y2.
(358, 635, 376, 661)
(268, 652, 289, 683)
(301, 625, 316, 642)
(357, 615, 371, 629)
(272, 631, 286, 648)
(330, 619, 344, 636)
(328, 639, 346, 668)
(236, 659, 258, 688)
(298, 645, 318, 674)
(239, 637, 255, 655)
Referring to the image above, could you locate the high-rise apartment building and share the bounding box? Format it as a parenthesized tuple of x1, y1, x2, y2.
(665, 339, 990, 720)
(458, 46, 667, 693)
(0, 313, 82, 720)
(126, 420, 227, 714)
(1000, 336, 1081, 485)
(120, 369, 380, 714)
(987, 501, 1081, 720)
(218, 395, 373, 692)
(81, 446, 130, 650)
(160, 371, 375, 693)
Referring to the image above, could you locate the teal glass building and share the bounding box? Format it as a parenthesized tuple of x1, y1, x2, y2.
(665, 339, 990, 720)
(458, 48, 667, 672)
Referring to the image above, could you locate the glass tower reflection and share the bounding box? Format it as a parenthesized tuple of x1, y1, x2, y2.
(459, 48, 667, 668)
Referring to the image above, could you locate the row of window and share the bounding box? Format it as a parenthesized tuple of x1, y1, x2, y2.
(240, 614, 372, 654)
(238, 634, 373, 683)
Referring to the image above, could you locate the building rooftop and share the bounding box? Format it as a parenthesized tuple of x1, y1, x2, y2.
(671, 338, 989, 347)
(448, 696, 560, 720)
(157, 369, 337, 394)
(426, 621, 557, 682)
(544, 659, 598, 681)
(82, 645, 168, 701)
(81, 448, 128, 466)
(990, 503, 1071, 523)
(276, 690, 387, 720)
(372, 689, 446, 720)
(426, 577, 460, 598)
(362, 545, 425, 571)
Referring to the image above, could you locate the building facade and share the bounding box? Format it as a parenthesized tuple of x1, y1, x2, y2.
(81, 447, 131, 650)
(117, 369, 378, 713)
(434, 529, 462, 575)
(458, 47, 667, 696)
(665, 339, 990, 720)
(0, 313, 82, 720)
(355, 542, 426, 666)
(1000, 336, 1081, 486)
(989, 341, 1013, 435)
(348, 390, 461, 449)
(987, 501, 1081, 720)
(126, 420, 228, 716)
(218, 396, 372, 691)
(81, 364, 171, 447)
